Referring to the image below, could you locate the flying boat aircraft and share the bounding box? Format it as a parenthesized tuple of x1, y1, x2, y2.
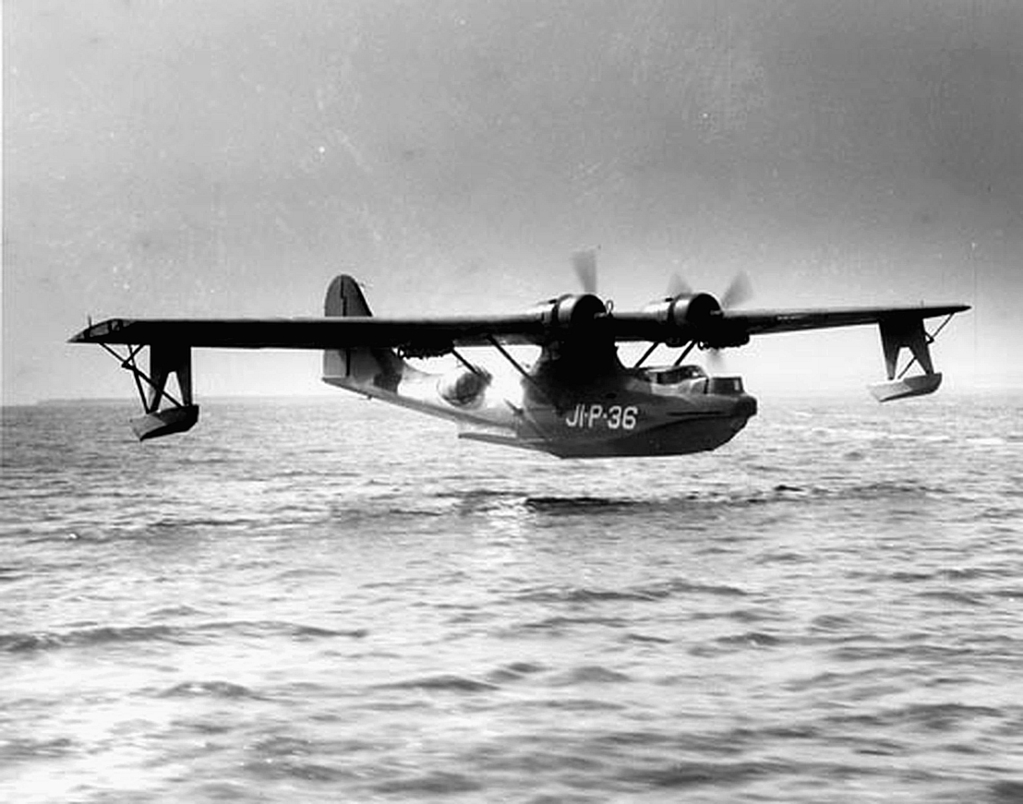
(70, 255, 968, 458)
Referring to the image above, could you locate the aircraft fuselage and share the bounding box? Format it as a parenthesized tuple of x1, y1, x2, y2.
(324, 357, 756, 459)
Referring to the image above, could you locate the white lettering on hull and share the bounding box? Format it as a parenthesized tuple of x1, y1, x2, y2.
(564, 404, 639, 430)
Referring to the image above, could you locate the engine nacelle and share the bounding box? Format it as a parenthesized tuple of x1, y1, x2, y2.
(531, 293, 608, 331)
(643, 292, 722, 344)
(437, 367, 491, 407)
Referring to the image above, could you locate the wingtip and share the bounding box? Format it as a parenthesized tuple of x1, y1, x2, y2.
(68, 318, 118, 343)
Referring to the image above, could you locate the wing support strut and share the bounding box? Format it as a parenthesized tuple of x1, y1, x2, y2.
(98, 342, 199, 440)
(451, 347, 486, 377)
(869, 312, 954, 402)
(483, 335, 554, 441)
(673, 341, 698, 367)
(632, 338, 699, 370)
(485, 336, 551, 404)
(632, 342, 660, 369)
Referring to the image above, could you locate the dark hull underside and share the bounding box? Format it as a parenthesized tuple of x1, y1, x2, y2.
(518, 414, 754, 459)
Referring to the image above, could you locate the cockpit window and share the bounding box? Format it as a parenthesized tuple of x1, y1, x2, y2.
(708, 376, 744, 395)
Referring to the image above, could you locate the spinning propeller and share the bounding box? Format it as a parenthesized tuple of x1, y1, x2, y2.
(665, 269, 752, 310)
(703, 271, 753, 369)
(571, 250, 753, 369)
(719, 271, 753, 310)
(571, 249, 600, 295)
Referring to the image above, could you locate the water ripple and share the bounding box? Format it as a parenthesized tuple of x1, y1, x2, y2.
(2, 396, 1021, 803)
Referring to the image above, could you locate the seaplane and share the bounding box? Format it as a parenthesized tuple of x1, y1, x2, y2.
(70, 252, 968, 458)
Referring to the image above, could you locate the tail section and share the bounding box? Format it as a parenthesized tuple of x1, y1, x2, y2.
(322, 275, 405, 389)
(325, 274, 374, 318)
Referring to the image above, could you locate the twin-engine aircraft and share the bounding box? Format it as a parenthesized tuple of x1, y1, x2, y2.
(71, 256, 968, 458)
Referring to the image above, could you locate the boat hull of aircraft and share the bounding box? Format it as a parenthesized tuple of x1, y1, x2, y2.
(477, 407, 756, 459)
(323, 358, 757, 458)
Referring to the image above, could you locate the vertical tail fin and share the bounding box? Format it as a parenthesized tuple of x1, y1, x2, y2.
(324, 274, 373, 318)
(322, 275, 405, 388)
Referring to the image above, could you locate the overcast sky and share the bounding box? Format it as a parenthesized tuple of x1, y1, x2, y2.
(4, 0, 1021, 404)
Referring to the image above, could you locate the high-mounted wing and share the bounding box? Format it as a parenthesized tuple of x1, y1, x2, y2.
(724, 304, 970, 402)
(71, 302, 968, 353)
(721, 304, 970, 337)
(607, 302, 969, 346)
(609, 300, 969, 403)
(69, 314, 546, 352)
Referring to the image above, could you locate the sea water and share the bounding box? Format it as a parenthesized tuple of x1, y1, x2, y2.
(2, 392, 1022, 803)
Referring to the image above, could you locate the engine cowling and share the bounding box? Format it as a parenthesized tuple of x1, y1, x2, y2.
(532, 293, 608, 332)
(643, 292, 722, 345)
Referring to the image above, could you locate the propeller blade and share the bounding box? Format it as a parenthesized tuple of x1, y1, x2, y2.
(720, 271, 753, 309)
(572, 249, 598, 295)
(665, 272, 692, 298)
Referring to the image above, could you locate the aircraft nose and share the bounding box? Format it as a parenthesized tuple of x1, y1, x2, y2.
(734, 394, 757, 418)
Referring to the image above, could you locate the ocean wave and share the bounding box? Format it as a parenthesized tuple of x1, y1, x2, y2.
(158, 680, 265, 699)
(991, 780, 1023, 804)
(524, 496, 643, 513)
(146, 604, 207, 619)
(484, 661, 549, 683)
(197, 619, 369, 641)
(823, 701, 1005, 733)
(514, 578, 748, 605)
(687, 630, 786, 657)
(372, 674, 499, 694)
(0, 736, 77, 761)
(616, 759, 787, 790)
(506, 615, 630, 637)
(148, 516, 265, 531)
(0, 624, 192, 653)
(327, 504, 450, 526)
(0, 619, 366, 654)
(0, 565, 27, 583)
(513, 586, 664, 604)
(620, 631, 673, 644)
(915, 589, 988, 607)
(242, 734, 352, 783)
(548, 665, 632, 685)
(368, 771, 482, 796)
